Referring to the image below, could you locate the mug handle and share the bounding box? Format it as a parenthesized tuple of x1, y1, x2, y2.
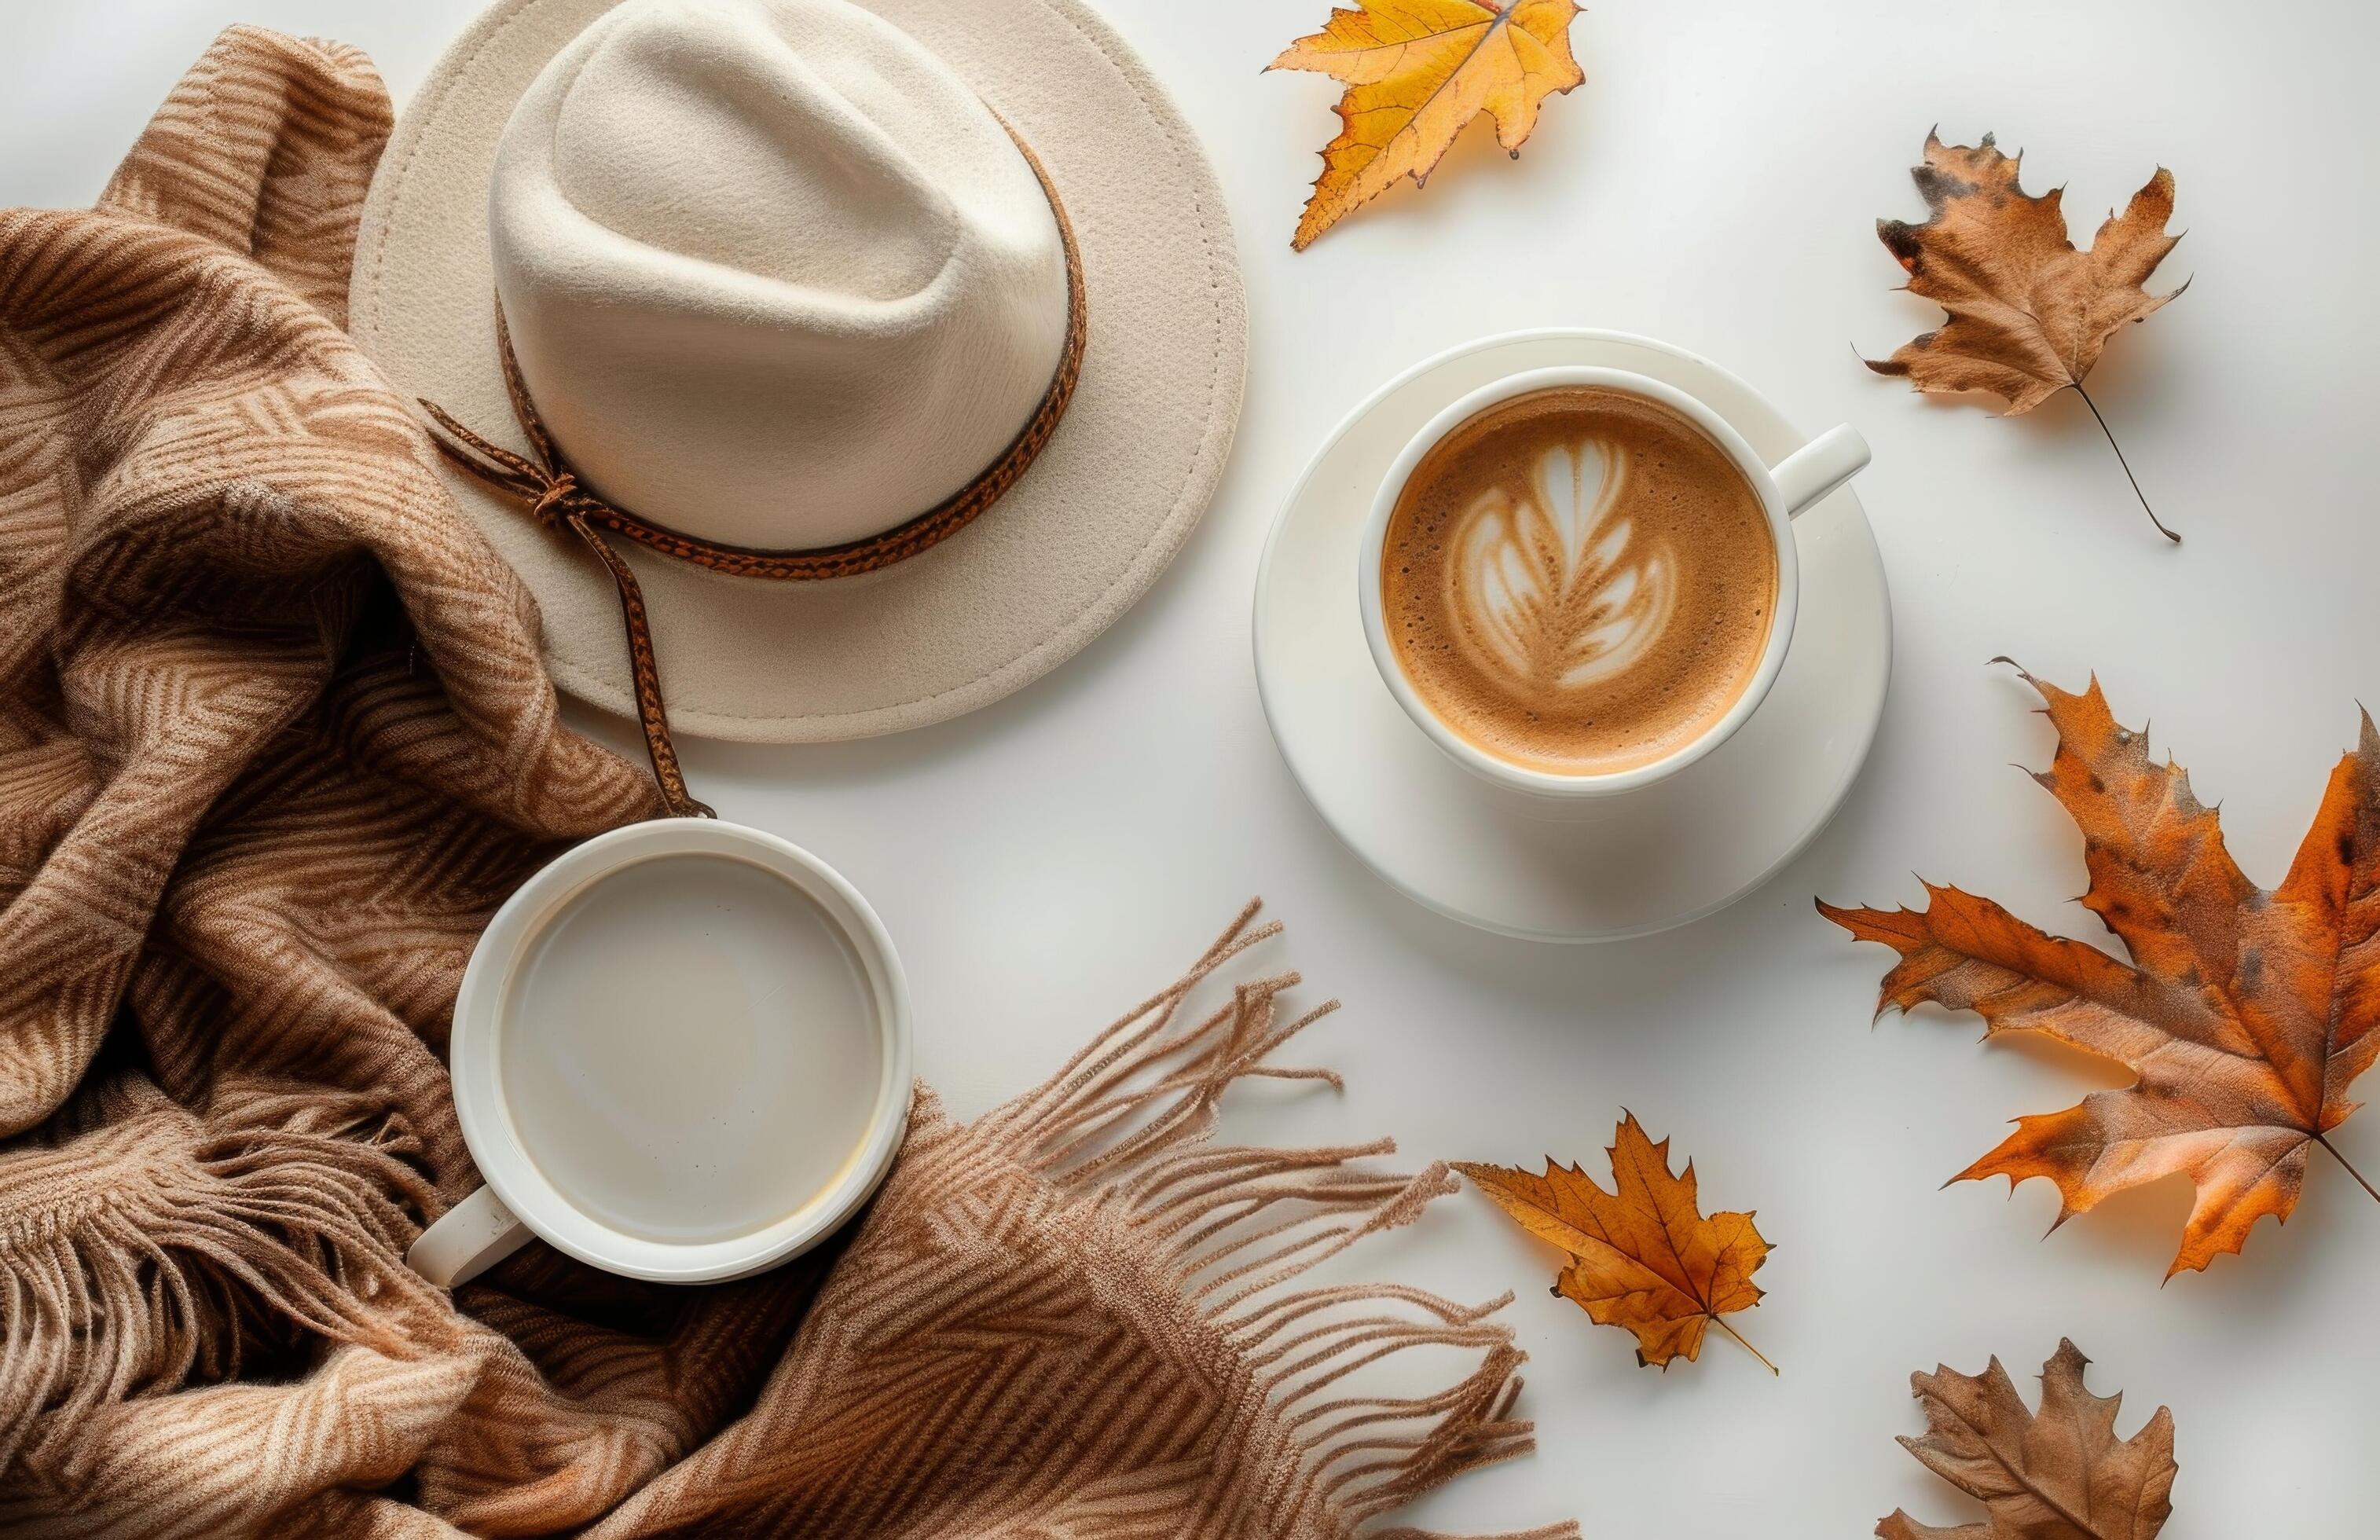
(1773, 425, 1871, 519)
(407, 1185, 534, 1287)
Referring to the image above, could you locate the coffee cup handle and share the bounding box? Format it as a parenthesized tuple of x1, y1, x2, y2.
(1773, 425, 1872, 519)
(407, 1185, 534, 1287)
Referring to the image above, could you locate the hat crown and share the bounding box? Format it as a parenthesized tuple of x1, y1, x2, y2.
(490, 0, 1069, 550)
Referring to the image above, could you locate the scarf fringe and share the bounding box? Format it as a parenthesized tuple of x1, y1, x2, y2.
(0, 1084, 453, 1475)
(991, 900, 1579, 1540)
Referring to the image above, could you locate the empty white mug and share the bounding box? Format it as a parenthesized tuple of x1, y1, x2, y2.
(406, 818, 912, 1286)
(1356, 365, 1870, 800)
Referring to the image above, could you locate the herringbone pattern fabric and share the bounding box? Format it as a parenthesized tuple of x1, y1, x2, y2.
(0, 28, 1572, 1539)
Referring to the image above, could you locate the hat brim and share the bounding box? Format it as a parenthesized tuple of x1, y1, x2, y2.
(350, 0, 1245, 742)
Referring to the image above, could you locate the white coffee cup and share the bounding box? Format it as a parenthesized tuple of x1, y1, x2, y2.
(1356, 365, 1870, 799)
(406, 818, 912, 1287)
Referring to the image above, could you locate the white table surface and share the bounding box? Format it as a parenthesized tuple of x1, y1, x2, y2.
(8, 2, 2374, 1533)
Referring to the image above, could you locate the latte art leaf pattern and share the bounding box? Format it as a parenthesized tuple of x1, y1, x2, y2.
(1384, 384, 1776, 774)
(1449, 438, 1677, 695)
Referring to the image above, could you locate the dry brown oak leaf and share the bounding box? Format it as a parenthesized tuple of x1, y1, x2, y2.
(1267, 0, 1582, 251)
(1456, 1113, 1773, 1372)
(1880, 1340, 2176, 1540)
(1821, 668, 2380, 1277)
(1866, 132, 2186, 540)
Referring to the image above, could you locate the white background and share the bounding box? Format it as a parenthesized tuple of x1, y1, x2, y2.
(7, 1, 2375, 1533)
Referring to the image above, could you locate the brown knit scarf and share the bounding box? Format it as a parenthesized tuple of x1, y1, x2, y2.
(0, 28, 1573, 1539)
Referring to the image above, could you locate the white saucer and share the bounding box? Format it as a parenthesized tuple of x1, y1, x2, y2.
(1252, 330, 1893, 942)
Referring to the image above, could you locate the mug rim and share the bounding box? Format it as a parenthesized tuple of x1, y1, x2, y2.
(1355, 365, 1803, 799)
(449, 818, 913, 1283)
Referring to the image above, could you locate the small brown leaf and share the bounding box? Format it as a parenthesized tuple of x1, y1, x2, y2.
(1879, 1340, 2176, 1540)
(1864, 131, 2187, 539)
(1821, 667, 2380, 1276)
(1866, 131, 2183, 413)
(1267, 0, 1584, 251)
(1457, 1113, 1773, 1372)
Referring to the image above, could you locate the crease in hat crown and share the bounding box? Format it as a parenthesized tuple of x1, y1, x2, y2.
(489, 0, 1072, 552)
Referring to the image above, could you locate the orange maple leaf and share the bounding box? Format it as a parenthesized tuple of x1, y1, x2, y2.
(1457, 1113, 1773, 1372)
(1267, 0, 1584, 251)
(1822, 667, 2380, 1277)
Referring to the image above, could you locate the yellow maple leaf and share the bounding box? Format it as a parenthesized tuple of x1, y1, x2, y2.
(1268, 0, 1585, 250)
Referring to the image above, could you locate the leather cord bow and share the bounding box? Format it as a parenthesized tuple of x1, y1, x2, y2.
(420, 374, 717, 820)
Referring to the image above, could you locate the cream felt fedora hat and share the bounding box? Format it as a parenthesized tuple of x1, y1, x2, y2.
(351, 0, 1245, 743)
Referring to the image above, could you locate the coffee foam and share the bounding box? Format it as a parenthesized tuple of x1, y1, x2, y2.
(1381, 387, 1778, 775)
